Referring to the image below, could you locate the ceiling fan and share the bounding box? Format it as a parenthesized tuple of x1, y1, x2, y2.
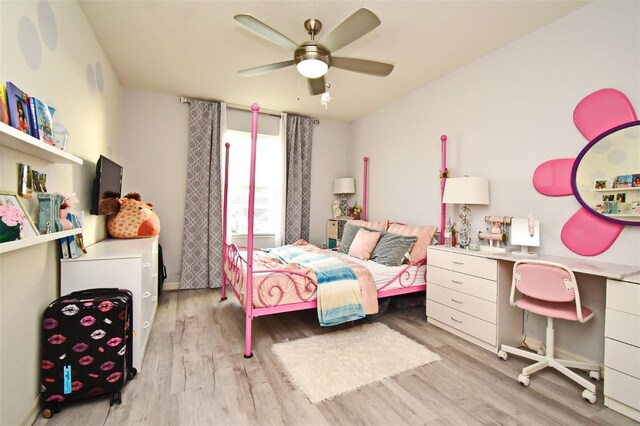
(234, 8, 394, 96)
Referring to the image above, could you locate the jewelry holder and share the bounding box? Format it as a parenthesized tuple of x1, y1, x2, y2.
(478, 215, 512, 253)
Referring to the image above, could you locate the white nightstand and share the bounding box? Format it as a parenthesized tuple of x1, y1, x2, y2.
(327, 217, 352, 249)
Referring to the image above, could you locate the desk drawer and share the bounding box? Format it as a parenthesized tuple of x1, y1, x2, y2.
(428, 284, 496, 324)
(427, 299, 496, 345)
(428, 266, 496, 302)
(607, 279, 640, 315)
(605, 338, 640, 379)
(327, 220, 338, 239)
(604, 367, 640, 411)
(427, 249, 496, 280)
(605, 308, 640, 347)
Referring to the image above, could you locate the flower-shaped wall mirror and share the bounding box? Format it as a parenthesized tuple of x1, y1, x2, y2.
(533, 89, 638, 256)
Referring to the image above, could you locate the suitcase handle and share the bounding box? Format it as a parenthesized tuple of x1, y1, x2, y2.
(68, 288, 120, 296)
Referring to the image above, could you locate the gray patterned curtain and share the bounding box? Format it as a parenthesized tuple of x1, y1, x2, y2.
(180, 100, 223, 289)
(284, 114, 314, 244)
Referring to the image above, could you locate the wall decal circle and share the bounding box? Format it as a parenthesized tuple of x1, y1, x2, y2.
(37, 0, 58, 51)
(18, 16, 42, 70)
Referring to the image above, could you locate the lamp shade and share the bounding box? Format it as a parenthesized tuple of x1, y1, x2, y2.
(443, 177, 490, 205)
(333, 178, 355, 194)
(296, 59, 328, 79)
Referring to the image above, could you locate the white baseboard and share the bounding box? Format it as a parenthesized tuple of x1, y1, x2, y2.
(523, 337, 604, 375)
(163, 281, 180, 291)
(19, 396, 40, 425)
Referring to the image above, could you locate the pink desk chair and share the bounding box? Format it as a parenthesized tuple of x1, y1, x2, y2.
(497, 260, 601, 403)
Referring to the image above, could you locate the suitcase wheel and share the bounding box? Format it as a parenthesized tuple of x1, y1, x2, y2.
(110, 390, 122, 406)
(127, 368, 138, 381)
(42, 403, 61, 419)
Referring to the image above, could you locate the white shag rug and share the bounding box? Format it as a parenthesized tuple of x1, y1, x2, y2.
(272, 322, 441, 403)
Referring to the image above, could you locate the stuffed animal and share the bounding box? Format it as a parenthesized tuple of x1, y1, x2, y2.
(107, 192, 160, 239)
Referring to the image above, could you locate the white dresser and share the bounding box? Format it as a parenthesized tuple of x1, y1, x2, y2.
(604, 275, 640, 421)
(426, 246, 521, 353)
(61, 237, 159, 372)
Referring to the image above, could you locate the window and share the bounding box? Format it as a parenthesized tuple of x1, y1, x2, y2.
(224, 129, 284, 240)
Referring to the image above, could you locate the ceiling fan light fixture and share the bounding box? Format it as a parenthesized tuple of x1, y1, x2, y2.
(296, 59, 328, 79)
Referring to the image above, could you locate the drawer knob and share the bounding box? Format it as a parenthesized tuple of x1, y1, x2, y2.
(143, 263, 151, 268)
(143, 321, 151, 329)
(450, 298, 463, 304)
(451, 317, 463, 324)
(451, 280, 464, 285)
(143, 291, 151, 298)
(452, 261, 464, 265)
(152, 296, 158, 301)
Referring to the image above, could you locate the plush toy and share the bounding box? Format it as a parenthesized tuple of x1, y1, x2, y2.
(107, 192, 160, 239)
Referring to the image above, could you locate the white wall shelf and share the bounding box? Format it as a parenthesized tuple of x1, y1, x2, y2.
(593, 187, 640, 192)
(0, 228, 82, 254)
(0, 122, 83, 165)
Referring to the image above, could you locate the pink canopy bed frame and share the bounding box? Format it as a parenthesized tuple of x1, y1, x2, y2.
(221, 104, 444, 358)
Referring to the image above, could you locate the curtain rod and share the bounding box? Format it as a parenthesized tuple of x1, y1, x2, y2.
(180, 96, 319, 125)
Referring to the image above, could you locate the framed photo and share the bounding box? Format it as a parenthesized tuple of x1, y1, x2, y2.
(594, 180, 606, 190)
(6, 82, 32, 135)
(0, 191, 39, 242)
(633, 174, 640, 188)
(616, 193, 626, 203)
(613, 174, 632, 188)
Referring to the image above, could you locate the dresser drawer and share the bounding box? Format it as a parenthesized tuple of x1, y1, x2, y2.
(327, 220, 338, 239)
(427, 249, 497, 281)
(607, 279, 640, 315)
(428, 284, 496, 324)
(605, 308, 640, 347)
(427, 299, 496, 345)
(604, 367, 640, 411)
(428, 266, 496, 302)
(606, 338, 640, 379)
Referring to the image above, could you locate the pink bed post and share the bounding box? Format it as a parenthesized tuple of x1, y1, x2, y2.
(221, 142, 230, 301)
(244, 103, 260, 358)
(362, 157, 369, 221)
(440, 135, 448, 244)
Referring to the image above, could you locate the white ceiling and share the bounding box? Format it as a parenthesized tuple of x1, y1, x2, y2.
(79, 1, 588, 122)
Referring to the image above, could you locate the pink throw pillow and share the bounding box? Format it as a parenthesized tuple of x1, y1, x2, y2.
(348, 228, 382, 260)
(387, 223, 438, 262)
(349, 219, 388, 231)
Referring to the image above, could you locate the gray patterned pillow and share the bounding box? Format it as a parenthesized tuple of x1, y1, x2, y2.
(338, 223, 362, 253)
(371, 232, 418, 267)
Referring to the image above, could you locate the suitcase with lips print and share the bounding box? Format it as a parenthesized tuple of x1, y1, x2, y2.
(40, 288, 137, 418)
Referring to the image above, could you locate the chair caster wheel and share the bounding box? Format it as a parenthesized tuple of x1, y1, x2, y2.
(42, 408, 53, 419)
(518, 374, 530, 386)
(589, 370, 601, 381)
(497, 350, 508, 361)
(582, 389, 596, 404)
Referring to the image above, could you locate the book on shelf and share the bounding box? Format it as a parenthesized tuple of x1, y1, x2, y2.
(60, 238, 70, 259)
(30, 97, 55, 146)
(0, 84, 9, 125)
(27, 97, 40, 140)
(6, 81, 33, 136)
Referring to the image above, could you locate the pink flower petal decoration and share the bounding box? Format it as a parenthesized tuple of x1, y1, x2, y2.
(533, 158, 575, 196)
(561, 208, 624, 256)
(573, 88, 637, 142)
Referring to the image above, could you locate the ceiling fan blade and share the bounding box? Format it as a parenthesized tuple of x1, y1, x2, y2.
(308, 76, 326, 96)
(234, 14, 299, 51)
(238, 60, 295, 76)
(331, 57, 393, 76)
(318, 8, 380, 53)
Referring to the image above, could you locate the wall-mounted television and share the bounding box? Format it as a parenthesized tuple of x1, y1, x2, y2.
(90, 155, 123, 215)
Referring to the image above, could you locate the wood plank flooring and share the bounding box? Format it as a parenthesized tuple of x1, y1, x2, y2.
(35, 289, 637, 426)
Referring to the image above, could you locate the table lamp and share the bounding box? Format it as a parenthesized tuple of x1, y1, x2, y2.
(443, 177, 490, 248)
(333, 178, 355, 217)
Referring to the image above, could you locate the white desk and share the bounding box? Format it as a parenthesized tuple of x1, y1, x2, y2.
(426, 245, 640, 420)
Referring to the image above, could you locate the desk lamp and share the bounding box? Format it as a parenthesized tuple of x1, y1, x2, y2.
(443, 177, 490, 248)
(333, 178, 355, 217)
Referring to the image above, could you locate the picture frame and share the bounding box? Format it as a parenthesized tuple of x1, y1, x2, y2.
(6, 82, 33, 135)
(633, 174, 640, 188)
(616, 193, 626, 203)
(594, 180, 606, 190)
(613, 174, 632, 189)
(0, 190, 39, 242)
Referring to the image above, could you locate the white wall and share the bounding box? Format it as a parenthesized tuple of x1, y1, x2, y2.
(0, 1, 122, 424)
(349, 1, 640, 362)
(120, 89, 350, 284)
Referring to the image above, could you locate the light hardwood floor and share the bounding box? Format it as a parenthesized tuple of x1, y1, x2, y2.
(35, 289, 636, 426)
